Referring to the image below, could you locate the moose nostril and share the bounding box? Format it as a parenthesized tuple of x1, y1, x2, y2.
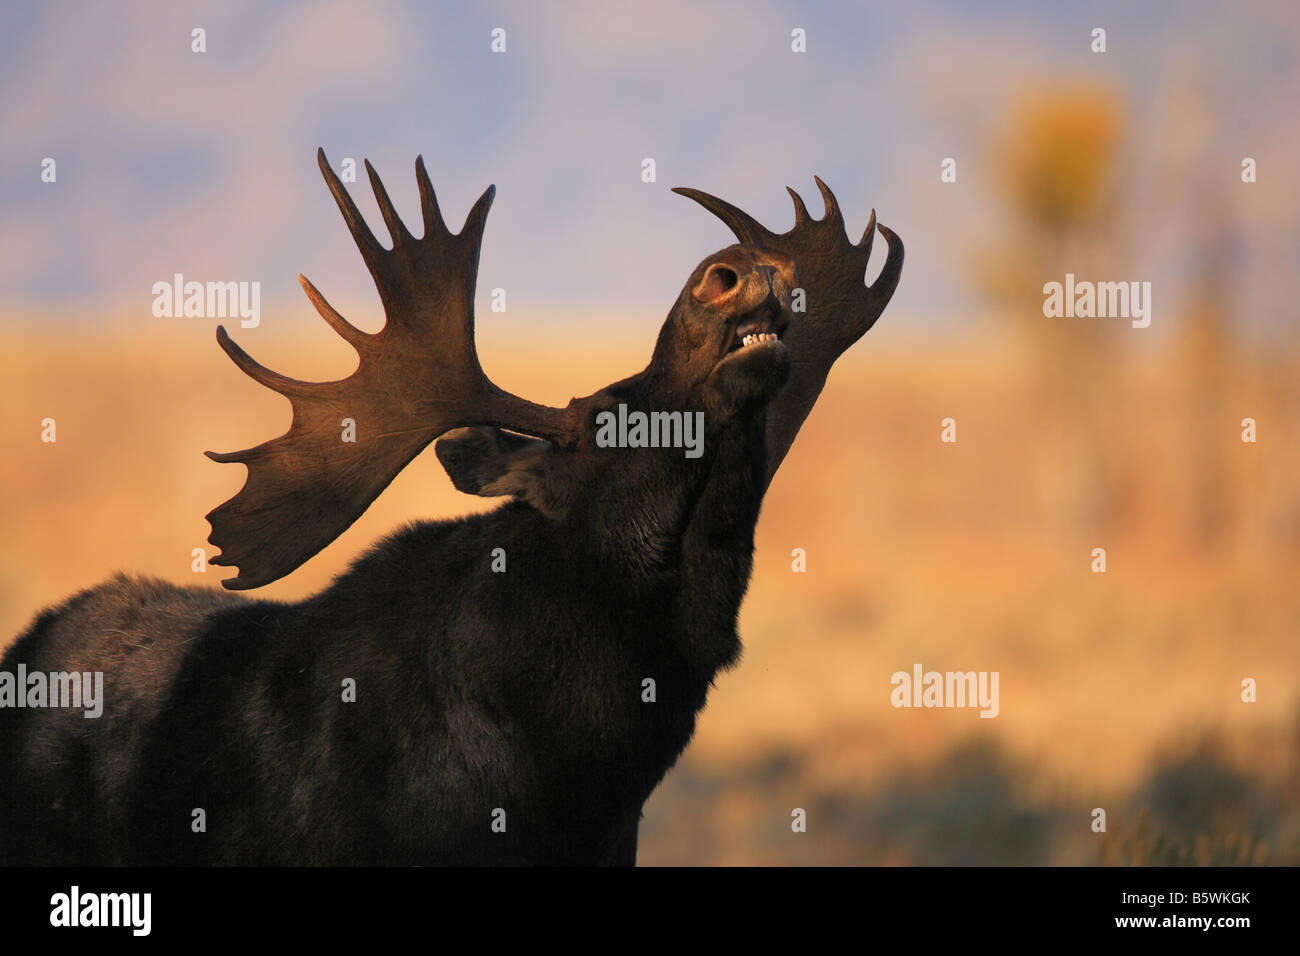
(696, 264, 740, 302)
(712, 266, 739, 292)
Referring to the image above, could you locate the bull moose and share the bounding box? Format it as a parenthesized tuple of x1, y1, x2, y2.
(0, 150, 902, 865)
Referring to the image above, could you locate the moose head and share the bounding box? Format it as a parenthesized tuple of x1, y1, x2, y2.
(204, 150, 903, 590)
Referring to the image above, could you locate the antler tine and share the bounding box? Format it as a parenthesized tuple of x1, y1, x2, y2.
(458, 184, 496, 242)
(364, 159, 414, 247)
(317, 148, 384, 271)
(786, 187, 812, 226)
(213, 325, 316, 399)
(297, 273, 372, 351)
(868, 222, 905, 301)
(858, 208, 878, 258)
(670, 187, 774, 244)
(812, 176, 843, 228)
(414, 155, 450, 238)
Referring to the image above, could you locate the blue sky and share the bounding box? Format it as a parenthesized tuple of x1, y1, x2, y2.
(1, 0, 1295, 336)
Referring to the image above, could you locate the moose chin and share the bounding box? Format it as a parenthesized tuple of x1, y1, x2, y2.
(0, 149, 902, 866)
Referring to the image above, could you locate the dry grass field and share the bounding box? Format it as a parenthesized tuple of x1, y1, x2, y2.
(3, 310, 1297, 865)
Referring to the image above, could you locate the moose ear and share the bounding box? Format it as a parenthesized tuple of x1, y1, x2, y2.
(435, 427, 568, 517)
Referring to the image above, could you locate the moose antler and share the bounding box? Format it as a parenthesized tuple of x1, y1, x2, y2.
(672, 179, 903, 483)
(205, 149, 579, 590)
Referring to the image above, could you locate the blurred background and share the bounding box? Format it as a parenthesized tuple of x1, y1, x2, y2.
(2, 0, 1298, 864)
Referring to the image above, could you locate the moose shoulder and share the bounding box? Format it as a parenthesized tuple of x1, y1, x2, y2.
(0, 151, 901, 866)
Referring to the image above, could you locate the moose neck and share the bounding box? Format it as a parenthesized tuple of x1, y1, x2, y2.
(667, 408, 768, 676)
(573, 371, 771, 678)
